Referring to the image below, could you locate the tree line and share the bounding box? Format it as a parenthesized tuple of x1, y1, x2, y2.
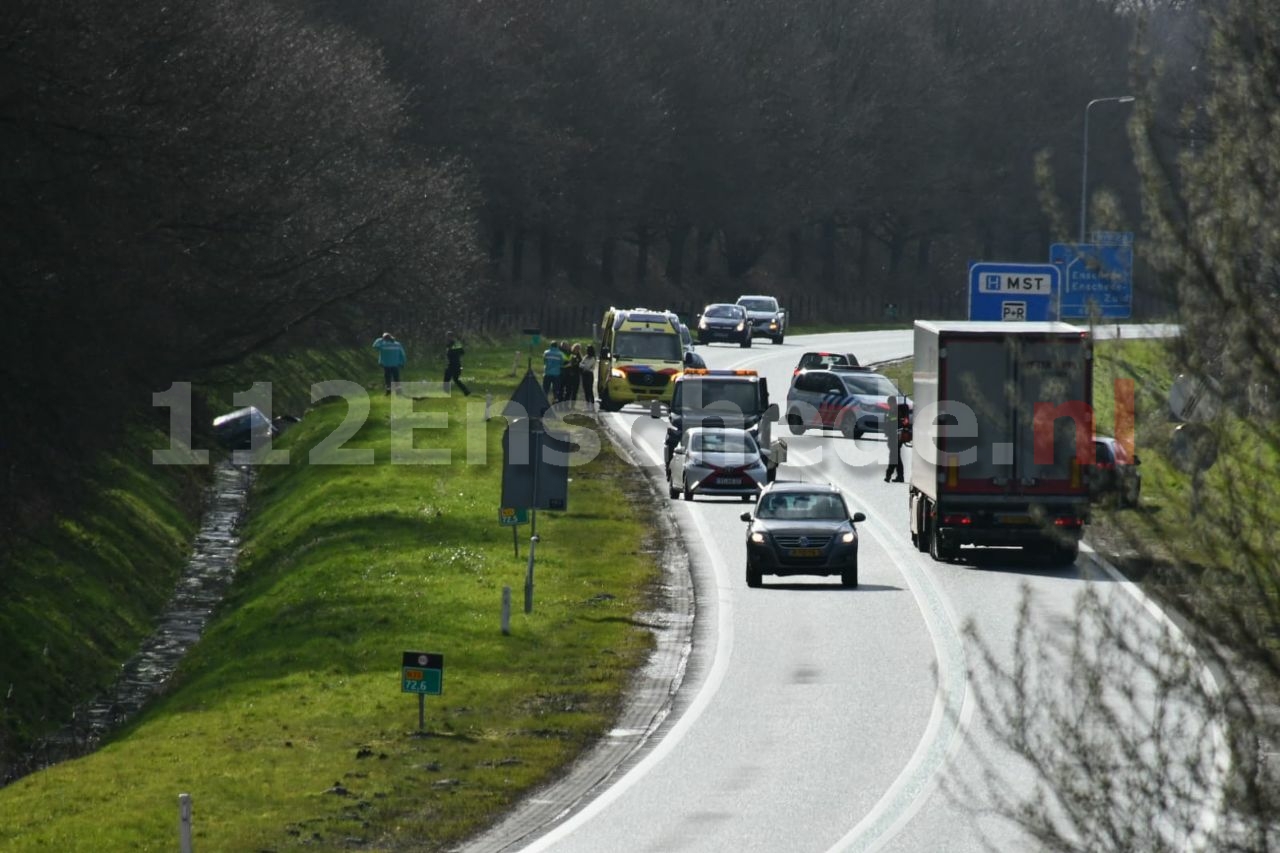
(3, 0, 1165, 534)
(7, 0, 1280, 841)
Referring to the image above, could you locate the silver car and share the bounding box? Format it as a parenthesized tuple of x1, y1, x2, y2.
(668, 427, 768, 501)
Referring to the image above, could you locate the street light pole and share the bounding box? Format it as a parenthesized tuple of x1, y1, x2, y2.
(1079, 95, 1135, 244)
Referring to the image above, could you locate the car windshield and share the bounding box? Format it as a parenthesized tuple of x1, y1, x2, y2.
(704, 305, 741, 319)
(691, 432, 759, 455)
(680, 325, 693, 347)
(676, 380, 759, 414)
(800, 353, 854, 370)
(841, 373, 898, 397)
(738, 298, 777, 312)
(756, 492, 847, 520)
(613, 331, 683, 361)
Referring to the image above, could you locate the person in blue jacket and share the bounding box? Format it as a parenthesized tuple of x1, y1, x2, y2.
(373, 332, 407, 395)
(542, 341, 565, 400)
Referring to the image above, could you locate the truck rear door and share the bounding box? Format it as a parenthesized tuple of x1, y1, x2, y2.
(1012, 335, 1091, 495)
(941, 337, 1012, 492)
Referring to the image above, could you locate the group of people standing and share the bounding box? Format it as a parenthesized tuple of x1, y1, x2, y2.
(542, 340, 597, 410)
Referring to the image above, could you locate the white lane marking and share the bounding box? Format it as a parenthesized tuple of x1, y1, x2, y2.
(772, 442, 973, 853)
(516, 416, 736, 852)
(827, 506, 972, 853)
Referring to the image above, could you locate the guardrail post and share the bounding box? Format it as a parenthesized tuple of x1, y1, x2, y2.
(179, 793, 193, 853)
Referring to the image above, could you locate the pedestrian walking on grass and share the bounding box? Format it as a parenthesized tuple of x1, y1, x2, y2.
(580, 345, 598, 412)
(444, 333, 471, 396)
(373, 332, 407, 395)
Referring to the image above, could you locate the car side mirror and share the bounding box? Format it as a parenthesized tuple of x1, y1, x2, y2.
(684, 352, 695, 367)
(650, 400, 662, 418)
(851, 512, 867, 523)
(740, 512, 753, 522)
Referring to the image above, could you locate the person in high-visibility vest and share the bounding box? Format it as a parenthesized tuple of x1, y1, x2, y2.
(373, 332, 407, 395)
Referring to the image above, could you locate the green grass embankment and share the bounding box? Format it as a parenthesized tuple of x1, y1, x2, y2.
(1, 343, 375, 764)
(0, 335, 663, 851)
(0, 430, 203, 760)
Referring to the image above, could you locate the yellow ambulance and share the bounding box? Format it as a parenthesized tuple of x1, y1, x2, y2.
(597, 307, 686, 411)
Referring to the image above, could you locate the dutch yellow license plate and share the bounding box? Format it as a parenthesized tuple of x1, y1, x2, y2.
(788, 548, 823, 558)
(998, 514, 1033, 525)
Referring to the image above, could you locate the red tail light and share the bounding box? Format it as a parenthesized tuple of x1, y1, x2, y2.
(942, 514, 972, 526)
(1053, 516, 1084, 528)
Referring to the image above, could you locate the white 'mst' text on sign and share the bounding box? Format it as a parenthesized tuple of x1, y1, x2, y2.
(980, 273, 1052, 294)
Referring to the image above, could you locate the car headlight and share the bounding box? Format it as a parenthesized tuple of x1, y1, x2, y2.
(699, 318, 708, 329)
(736, 321, 744, 331)
(840, 531, 856, 544)
(750, 531, 766, 544)
(611, 368, 626, 379)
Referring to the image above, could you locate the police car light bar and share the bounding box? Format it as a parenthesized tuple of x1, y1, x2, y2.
(682, 369, 758, 377)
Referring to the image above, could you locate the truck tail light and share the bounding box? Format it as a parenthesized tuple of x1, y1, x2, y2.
(942, 514, 972, 526)
(1053, 516, 1084, 528)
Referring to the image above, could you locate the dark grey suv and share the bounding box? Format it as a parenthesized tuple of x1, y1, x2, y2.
(740, 481, 867, 588)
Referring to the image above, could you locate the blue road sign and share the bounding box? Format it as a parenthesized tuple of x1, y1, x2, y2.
(968, 262, 1061, 321)
(1050, 243, 1133, 319)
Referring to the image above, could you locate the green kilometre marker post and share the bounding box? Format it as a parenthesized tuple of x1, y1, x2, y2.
(401, 651, 443, 731)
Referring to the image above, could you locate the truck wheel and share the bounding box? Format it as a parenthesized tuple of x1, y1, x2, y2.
(746, 564, 763, 588)
(928, 514, 948, 562)
(841, 559, 859, 588)
(787, 412, 806, 436)
(1048, 541, 1079, 566)
(915, 498, 930, 553)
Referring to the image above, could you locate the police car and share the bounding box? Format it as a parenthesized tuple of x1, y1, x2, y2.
(784, 366, 911, 440)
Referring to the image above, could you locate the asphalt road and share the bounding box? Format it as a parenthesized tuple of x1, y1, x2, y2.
(466, 325, 1216, 853)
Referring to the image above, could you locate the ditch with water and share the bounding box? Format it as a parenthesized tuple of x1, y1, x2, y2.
(2, 460, 252, 787)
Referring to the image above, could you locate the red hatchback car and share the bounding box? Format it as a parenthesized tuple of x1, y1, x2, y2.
(1085, 435, 1142, 507)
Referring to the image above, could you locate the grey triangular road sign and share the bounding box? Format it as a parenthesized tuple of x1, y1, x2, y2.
(503, 369, 549, 420)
